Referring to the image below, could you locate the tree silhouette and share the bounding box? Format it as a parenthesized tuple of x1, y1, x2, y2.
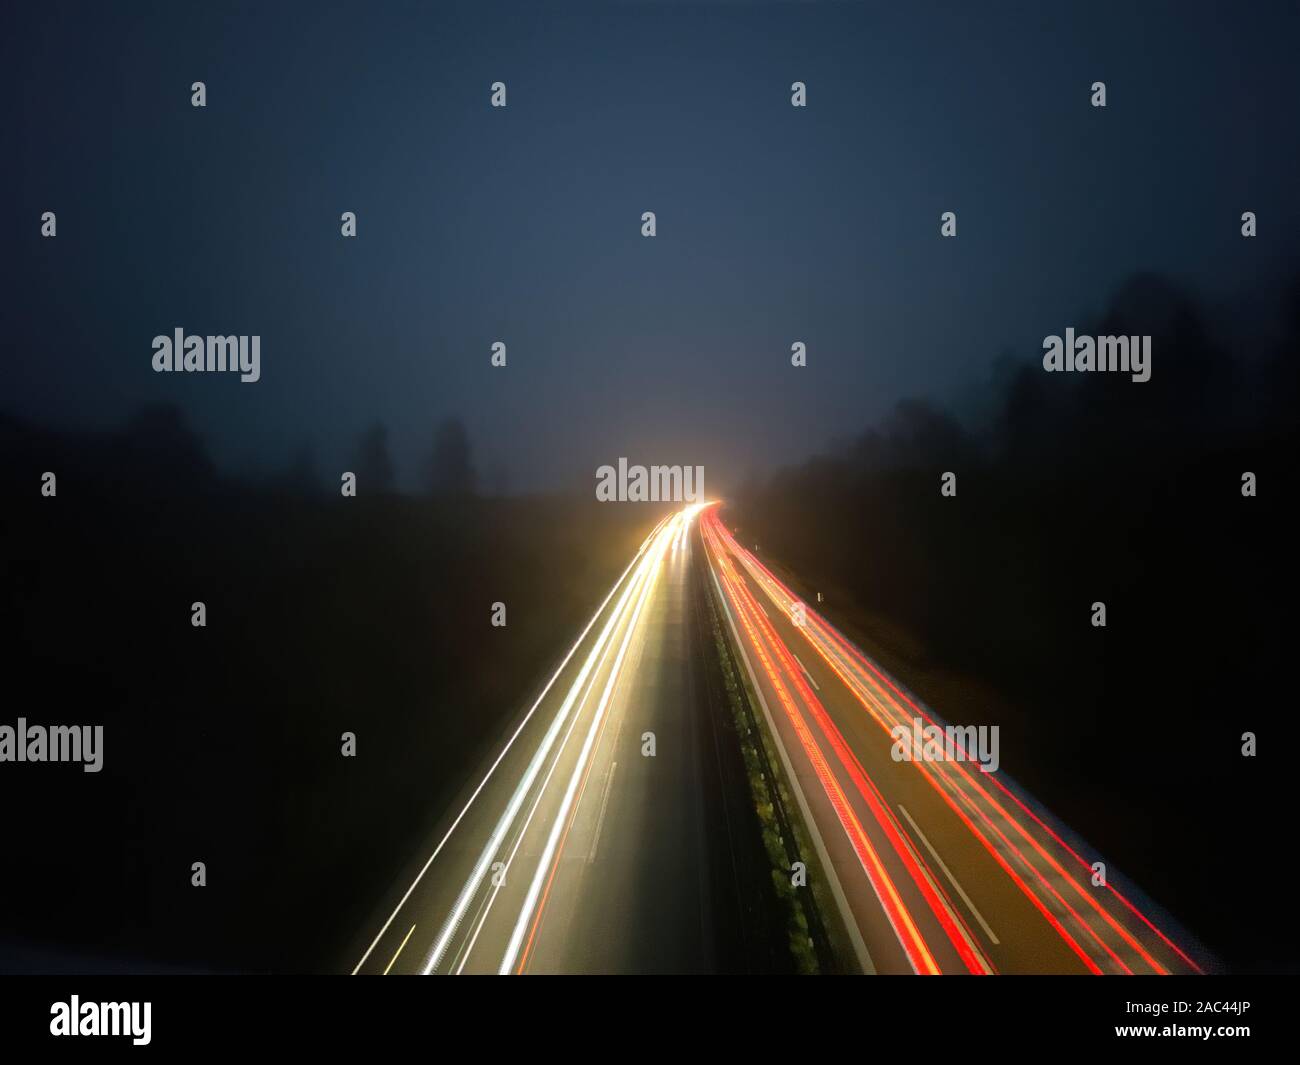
(355, 421, 396, 495)
(425, 417, 476, 498)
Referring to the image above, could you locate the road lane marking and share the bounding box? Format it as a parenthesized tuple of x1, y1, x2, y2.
(383, 924, 417, 975)
(587, 761, 619, 863)
(791, 652, 820, 691)
(451, 877, 498, 975)
(897, 803, 1000, 945)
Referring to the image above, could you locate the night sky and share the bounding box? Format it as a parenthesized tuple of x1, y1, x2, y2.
(7, 1, 1299, 493)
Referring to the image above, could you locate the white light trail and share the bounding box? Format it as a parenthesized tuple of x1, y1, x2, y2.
(351, 514, 672, 975)
(498, 521, 672, 973)
(421, 516, 678, 973)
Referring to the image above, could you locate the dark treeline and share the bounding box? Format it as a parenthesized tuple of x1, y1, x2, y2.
(734, 271, 1299, 972)
(0, 409, 649, 972)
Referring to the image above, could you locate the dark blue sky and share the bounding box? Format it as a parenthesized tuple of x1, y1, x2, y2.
(8, 1, 1299, 491)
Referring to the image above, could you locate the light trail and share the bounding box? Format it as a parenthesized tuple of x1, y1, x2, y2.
(708, 525, 989, 972)
(449, 516, 684, 972)
(351, 515, 673, 975)
(705, 509, 1197, 974)
(748, 580, 1140, 970)
(451, 609, 617, 973)
(420, 515, 674, 974)
(898, 803, 1000, 945)
(716, 533, 1110, 971)
(705, 517, 942, 974)
(503, 519, 675, 973)
(706, 512, 1115, 971)
(982, 771, 1201, 972)
(505, 509, 706, 971)
(382, 924, 417, 975)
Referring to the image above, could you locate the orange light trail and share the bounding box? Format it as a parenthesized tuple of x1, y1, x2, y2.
(707, 522, 989, 974)
(708, 515, 1130, 971)
(705, 509, 1196, 975)
(792, 602, 1163, 973)
(709, 525, 942, 974)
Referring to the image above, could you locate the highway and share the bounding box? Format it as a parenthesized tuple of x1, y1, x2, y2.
(351, 502, 1201, 975)
(351, 504, 774, 974)
(699, 505, 1202, 975)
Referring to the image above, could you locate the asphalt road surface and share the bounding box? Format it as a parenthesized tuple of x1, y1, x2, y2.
(699, 505, 1203, 975)
(352, 503, 1202, 975)
(352, 506, 780, 975)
